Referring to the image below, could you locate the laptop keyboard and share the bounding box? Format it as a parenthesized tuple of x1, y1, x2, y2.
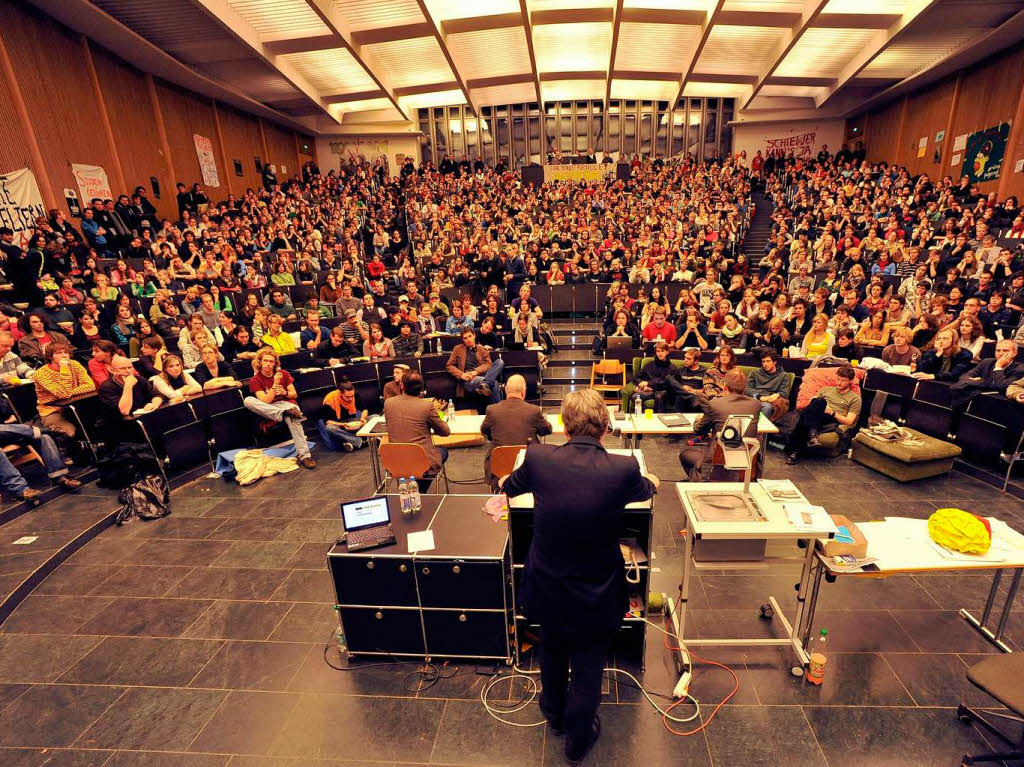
(347, 525, 392, 545)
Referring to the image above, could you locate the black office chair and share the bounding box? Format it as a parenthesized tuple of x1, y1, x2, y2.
(958, 653, 1024, 765)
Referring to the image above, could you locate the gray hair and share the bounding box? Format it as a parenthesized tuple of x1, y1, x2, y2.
(562, 388, 609, 439)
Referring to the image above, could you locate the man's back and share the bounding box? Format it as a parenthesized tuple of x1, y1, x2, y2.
(383, 394, 449, 471)
(481, 398, 551, 455)
(697, 392, 762, 436)
(503, 438, 654, 632)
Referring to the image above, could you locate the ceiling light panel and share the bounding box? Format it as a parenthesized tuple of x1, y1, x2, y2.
(226, 0, 331, 41)
(615, 22, 703, 71)
(531, 0, 615, 9)
(695, 25, 787, 74)
(682, 81, 750, 97)
(329, 98, 398, 119)
(722, 0, 805, 11)
(534, 22, 612, 72)
(363, 37, 454, 87)
(470, 82, 540, 106)
(623, 0, 710, 9)
(823, 0, 909, 10)
(775, 27, 880, 78)
(610, 78, 680, 101)
(280, 48, 378, 92)
(449, 27, 532, 80)
(400, 88, 468, 108)
(541, 78, 606, 101)
(859, 27, 988, 79)
(426, 0, 520, 21)
(760, 84, 830, 98)
(330, 0, 425, 31)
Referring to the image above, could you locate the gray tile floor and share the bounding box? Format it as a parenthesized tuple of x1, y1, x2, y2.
(0, 434, 1022, 766)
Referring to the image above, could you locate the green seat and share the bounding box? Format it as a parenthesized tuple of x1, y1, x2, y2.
(851, 427, 962, 482)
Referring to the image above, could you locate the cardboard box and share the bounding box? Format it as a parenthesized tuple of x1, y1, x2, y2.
(817, 514, 868, 558)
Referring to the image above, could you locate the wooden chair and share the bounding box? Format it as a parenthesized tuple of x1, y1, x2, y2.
(379, 442, 449, 494)
(489, 444, 527, 488)
(2, 444, 45, 470)
(589, 359, 626, 404)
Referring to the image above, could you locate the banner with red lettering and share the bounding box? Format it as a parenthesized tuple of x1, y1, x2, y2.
(763, 130, 817, 159)
(193, 133, 220, 187)
(70, 163, 113, 203)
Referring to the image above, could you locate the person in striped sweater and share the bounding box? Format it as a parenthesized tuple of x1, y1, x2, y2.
(33, 341, 96, 439)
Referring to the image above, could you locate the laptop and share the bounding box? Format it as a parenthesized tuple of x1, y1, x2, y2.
(607, 336, 634, 350)
(340, 496, 396, 551)
(658, 414, 692, 428)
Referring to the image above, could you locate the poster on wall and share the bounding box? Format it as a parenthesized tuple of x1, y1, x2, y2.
(762, 129, 817, 159)
(70, 164, 112, 203)
(960, 123, 1011, 183)
(0, 168, 46, 247)
(63, 188, 81, 217)
(193, 134, 220, 188)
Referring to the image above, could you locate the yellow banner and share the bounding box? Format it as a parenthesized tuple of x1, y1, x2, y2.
(542, 163, 613, 183)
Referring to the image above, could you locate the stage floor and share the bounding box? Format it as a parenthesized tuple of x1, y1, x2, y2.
(0, 436, 1022, 766)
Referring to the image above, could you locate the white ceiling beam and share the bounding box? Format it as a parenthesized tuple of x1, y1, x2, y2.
(814, 0, 941, 109)
(673, 1, 725, 109)
(605, 0, 625, 109)
(414, 0, 479, 117)
(741, 0, 829, 110)
(302, 0, 411, 121)
(519, 0, 543, 106)
(190, 0, 340, 124)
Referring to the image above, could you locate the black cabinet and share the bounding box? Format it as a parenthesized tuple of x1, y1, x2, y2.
(328, 494, 512, 662)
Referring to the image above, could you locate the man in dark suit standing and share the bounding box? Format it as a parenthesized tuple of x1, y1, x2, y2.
(480, 374, 551, 487)
(501, 388, 658, 762)
(679, 368, 762, 480)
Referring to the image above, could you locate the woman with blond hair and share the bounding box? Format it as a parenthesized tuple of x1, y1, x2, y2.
(152, 354, 201, 403)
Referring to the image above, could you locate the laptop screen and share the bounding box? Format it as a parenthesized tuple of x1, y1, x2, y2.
(341, 496, 391, 532)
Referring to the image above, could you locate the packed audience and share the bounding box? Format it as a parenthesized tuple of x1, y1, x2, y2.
(0, 145, 1021, 492)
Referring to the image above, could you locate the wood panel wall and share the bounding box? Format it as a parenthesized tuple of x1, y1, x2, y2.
(856, 43, 1024, 199)
(0, 0, 314, 222)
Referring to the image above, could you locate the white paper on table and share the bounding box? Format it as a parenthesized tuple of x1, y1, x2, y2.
(882, 516, 925, 539)
(952, 134, 967, 152)
(757, 478, 805, 502)
(408, 530, 435, 553)
(783, 503, 837, 534)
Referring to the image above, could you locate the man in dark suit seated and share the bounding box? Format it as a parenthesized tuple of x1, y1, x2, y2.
(951, 339, 1024, 410)
(679, 368, 762, 480)
(480, 374, 551, 488)
(382, 371, 450, 492)
(500, 388, 658, 762)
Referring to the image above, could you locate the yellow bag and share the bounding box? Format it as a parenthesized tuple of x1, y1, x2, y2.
(927, 508, 991, 555)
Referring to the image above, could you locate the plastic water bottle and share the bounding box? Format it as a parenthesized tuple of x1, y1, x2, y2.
(806, 628, 828, 685)
(447, 399, 455, 420)
(408, 478, 421, 512)
(335, 625, 347, 653)
(398, 478, 412, 516)
(634, 392, 643, 416)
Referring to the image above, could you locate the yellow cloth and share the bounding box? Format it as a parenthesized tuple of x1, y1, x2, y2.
(928, 508, 991, 554)
(233, 448, 299, 486)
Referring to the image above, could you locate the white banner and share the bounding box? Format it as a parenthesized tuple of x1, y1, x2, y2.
(0, 167, 46, 247)
(193, 133, 220, 187)
(70, 163, 113, 203)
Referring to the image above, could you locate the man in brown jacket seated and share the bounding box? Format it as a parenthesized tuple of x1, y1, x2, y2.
(446, 327, 505, 403)
(382, 371, 451, 491)
(481, 374, 551, 488)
